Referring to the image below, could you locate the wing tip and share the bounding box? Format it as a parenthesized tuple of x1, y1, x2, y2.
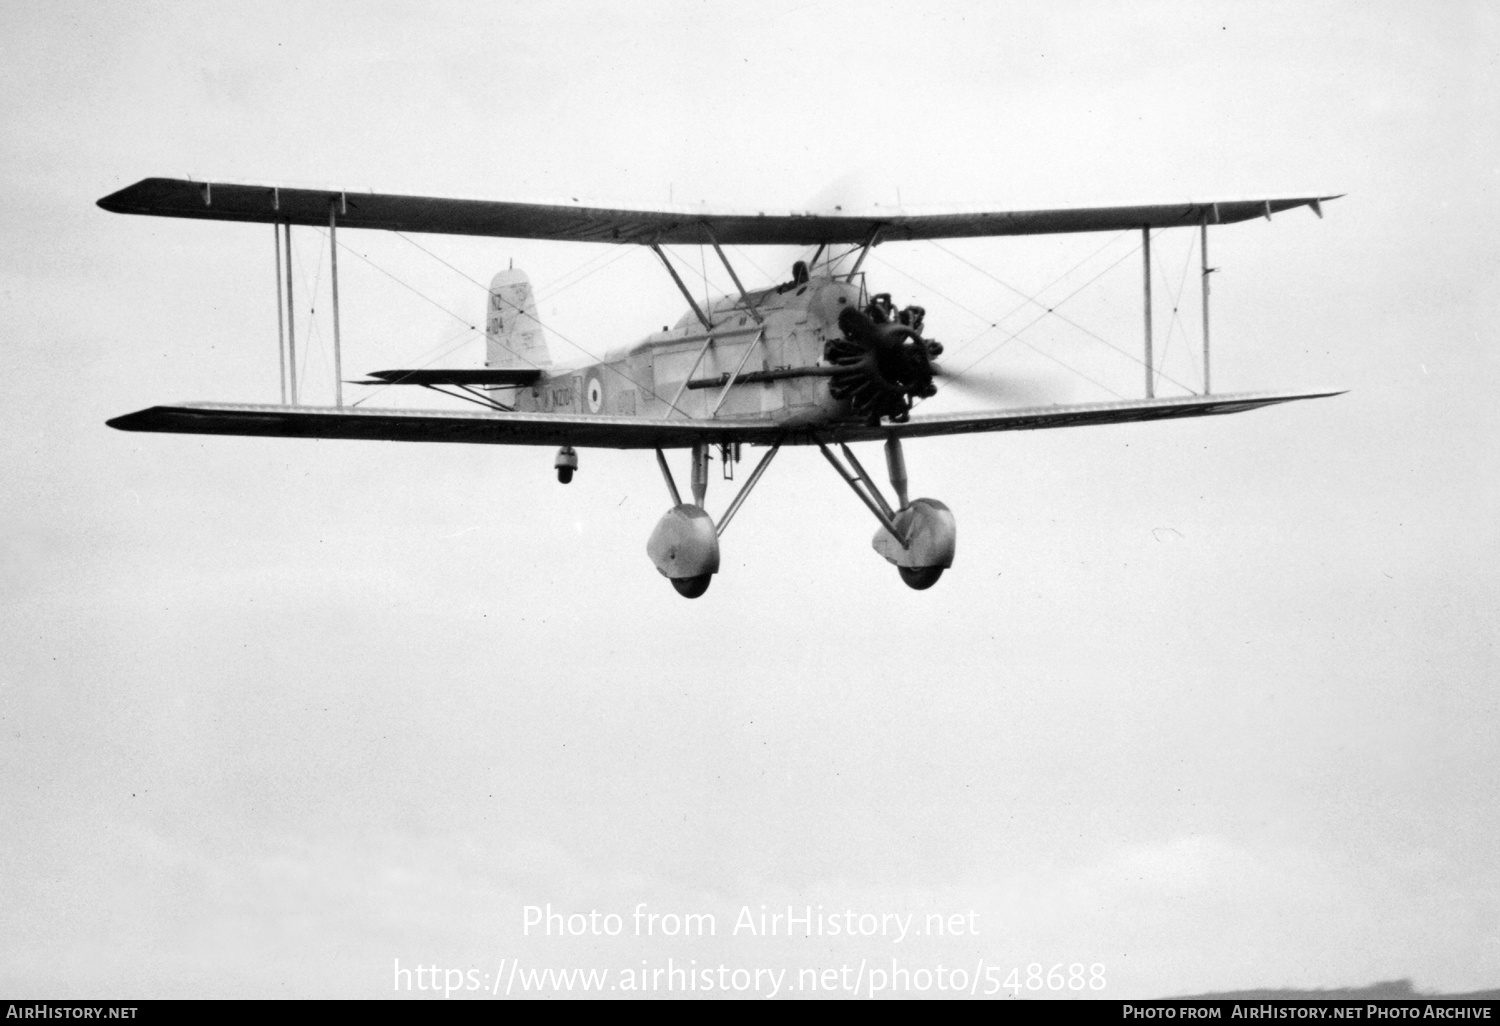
(96, 191, 129, 214)
(96, 177, 161, 213)
(106, 407, 161, 432)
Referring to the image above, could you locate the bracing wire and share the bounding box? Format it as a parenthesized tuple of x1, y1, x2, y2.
(928, 230, 1128, 364)
(389, 230, 636, 308)
(534, 246, 637, 304)
(878, 243, 1135, 396)
(872, 252, 1124, 400)
(727, 244, 776, 287)
(326, 230, 689, 414)
(924, 233, 1199, 394)
(296, 225, 328, 399)
(927, 235, 1112, 355)
(1152, 229, 1202, 392)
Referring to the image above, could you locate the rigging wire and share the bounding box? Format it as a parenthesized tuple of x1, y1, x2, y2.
(534, 244, 623, 295)
(657, 243, 719, 315)
(872, 251, 1124, 400)
(325, 230, 687, 414)
(727, 244, 776, 287)
(390, 230, 636, 308)
(874, 245, 1130, 398)
(534, 246, 638, 304)
(288, 220, 1196, 415)
(925, 233, 1199, 394)
(296, 225, 328, 400)
(1152, 229, 1202, 393)
(926, 233, 1119, 356)
(928, 230, 1128, 364)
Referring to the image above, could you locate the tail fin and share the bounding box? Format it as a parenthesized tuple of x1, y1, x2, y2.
(485, 269, 551, 369)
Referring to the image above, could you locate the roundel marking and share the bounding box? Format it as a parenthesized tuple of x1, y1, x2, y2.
(587, 375, 603, 413)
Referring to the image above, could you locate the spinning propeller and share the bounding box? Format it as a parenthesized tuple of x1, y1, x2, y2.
(824, 293, 1055, 421)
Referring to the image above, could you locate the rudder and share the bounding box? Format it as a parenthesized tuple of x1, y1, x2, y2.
(486, 269, 551, 369)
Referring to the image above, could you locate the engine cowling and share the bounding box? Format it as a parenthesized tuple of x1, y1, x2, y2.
(646, 504, 720, 598)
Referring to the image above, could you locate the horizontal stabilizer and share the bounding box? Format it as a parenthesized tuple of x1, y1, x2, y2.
(98, 177, 1341, 246)
(360, 368, 543, 386)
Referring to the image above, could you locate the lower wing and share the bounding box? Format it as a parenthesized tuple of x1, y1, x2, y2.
(106, 390, 1342, 450)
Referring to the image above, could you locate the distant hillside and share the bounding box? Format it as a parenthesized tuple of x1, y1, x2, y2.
(1173, 979, 1500, 1000)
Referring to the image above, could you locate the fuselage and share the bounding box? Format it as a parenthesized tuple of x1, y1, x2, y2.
(510, 274, 865, 424)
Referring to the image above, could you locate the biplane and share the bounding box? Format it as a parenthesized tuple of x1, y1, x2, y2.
(99, 178, 1341, 597)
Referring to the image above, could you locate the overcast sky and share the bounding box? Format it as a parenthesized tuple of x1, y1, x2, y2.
(2, 0, 1496, 1000)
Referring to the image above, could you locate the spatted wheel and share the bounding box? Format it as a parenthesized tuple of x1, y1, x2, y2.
(671, 574, 713, 599)
(898, 566, 944, 590)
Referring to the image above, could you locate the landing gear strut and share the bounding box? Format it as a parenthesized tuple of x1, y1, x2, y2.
(818, 435, 956, 590)
(646, 442, 780, 598)
(554, 445, 578, 484)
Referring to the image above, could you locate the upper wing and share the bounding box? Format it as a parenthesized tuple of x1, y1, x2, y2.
(98, 177, 1339, 246)
(106, 390, 1342, 449)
